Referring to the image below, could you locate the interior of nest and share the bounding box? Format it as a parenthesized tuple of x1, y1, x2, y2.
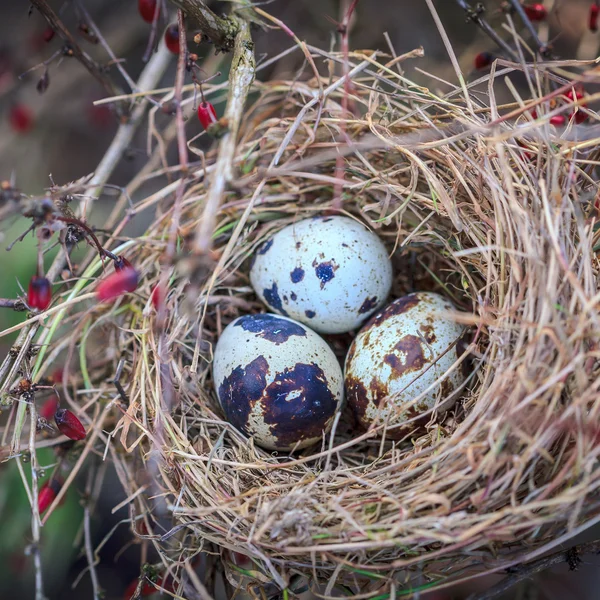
(32, 58, 600, 594)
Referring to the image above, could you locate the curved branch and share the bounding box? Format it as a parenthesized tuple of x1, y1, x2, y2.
(169, 0, 239, 52)
(194, 18, 255, 254)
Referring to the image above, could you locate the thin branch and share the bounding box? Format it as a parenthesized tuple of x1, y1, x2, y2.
(467, 540, 600, 600)
(29, 0, 121, 103)
(506, 0, 551, 58)
(454, 0, 518, 61)
(193, 19, 255, 255)
(29, 402, 46, 600)
(169, 0, 238, 52)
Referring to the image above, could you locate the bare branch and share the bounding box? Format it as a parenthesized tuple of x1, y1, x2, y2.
(169, 0, 239, 52)
(29, 0, 121, 103)
(194, 19, 255, 255)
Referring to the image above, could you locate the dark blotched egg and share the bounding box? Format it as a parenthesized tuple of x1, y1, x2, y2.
(213, 313, 344, 451)
(344, 292, 467, 432)
(249, 216, 392, 334)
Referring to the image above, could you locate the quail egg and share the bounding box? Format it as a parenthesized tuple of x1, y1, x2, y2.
(344, 292, 468, 433)
(249, 216, 392, 334)
(213, 313, 344, 451)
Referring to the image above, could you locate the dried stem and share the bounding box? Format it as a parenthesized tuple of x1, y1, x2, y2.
(193, 19, 255, 255)
(468, 540, 600, 600)
(29, 0, 121, 103)
(169, 0, 238, 52)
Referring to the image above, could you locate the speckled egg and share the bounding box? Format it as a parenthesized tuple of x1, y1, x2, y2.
(249, 216, 393, 334)
(213, 313, 344, 451)
(344, 292, 468, 432)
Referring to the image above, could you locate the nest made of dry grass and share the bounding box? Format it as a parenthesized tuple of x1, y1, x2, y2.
(16, 46, 600, 596)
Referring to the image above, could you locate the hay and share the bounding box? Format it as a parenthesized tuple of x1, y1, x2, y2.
(5, 38, 600, 599)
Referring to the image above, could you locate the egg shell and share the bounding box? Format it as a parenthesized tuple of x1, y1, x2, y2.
(249, 216, 393, 334)
(344, 292, 467, 433)
(213, 313, 344, 451)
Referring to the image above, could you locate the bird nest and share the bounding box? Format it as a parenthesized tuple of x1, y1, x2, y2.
(8, 46, 600, 598)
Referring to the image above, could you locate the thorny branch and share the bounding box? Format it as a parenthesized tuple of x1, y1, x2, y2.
(454, 0, 518, 61)
(194, 18, 255, 255)
(29, 0, 122, 104)
(169, 0, 239, 53)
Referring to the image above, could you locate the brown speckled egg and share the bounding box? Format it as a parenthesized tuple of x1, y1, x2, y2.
(213, 313, 344, 451)
(344, 292, 467, 432)
(249, 216, 392, 334)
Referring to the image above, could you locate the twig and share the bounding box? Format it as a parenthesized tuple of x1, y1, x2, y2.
(29, 401, 46, 600)
(454, 0, 518, 61)
(333, 0, 360, 210)
(169, 0, 238, 53)
(80, 44, 173, 218)
(506, 0, 550, 58)
(29, 0, 121, 103)
(83, 471, 102, 600)
(467, 540, 600, 600)
(193, 19, 255, 255)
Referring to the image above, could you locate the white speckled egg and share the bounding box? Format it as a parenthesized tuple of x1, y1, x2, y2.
(213, 313, 344, 451)
(249, 216, 392, 334)
(344, 292, 468, 433)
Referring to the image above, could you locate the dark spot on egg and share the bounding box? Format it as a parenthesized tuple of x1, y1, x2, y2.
(305, 310, 316, 319)
(218, 355, 269, 434)
(358, 296, 378, 314)
(365, 294, 421, 329)
(342, 243, 349, 248)
(345, 375, 369, 425)
(440, 377, 454, 398)
(290, 292, 297, 301)
(295, 241, 301, 249)
(257, 238, 274, 255)
(384, 335, 428, 377)
(419, 321, 437, 344)
(314, 261, 337, 289)
(290, 267, 305, 283)
(234, 314, 306, 344)
(262, 363, 337, 447)
(369, 377, 388, 403)
(263, 283, 289, 316)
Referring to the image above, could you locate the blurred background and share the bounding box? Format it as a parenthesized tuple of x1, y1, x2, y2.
(0, 1, 599, 598)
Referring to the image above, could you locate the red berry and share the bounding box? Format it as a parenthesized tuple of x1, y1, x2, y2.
(590, 4, 599, 32)
(523, 4, 547, 22)
(9, 104, 33, 133)
(151, 284, 165, 309)
(164, 24, 180, 54)
(27, 276, 52, 310)
(197, 101, 218, 130)
(550, 114, 566, 126)
(38, 480, 61, 514)
(138, 0, 158, 23)
(54, 408, 86, 440)
(564, 87, 587, 124)
(97, 266, 139, 302)
(474, 52, 494, 70)
(51, 367, 64, 384)
(39, 395, 59, 421)
(43, 27, 55, 43)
